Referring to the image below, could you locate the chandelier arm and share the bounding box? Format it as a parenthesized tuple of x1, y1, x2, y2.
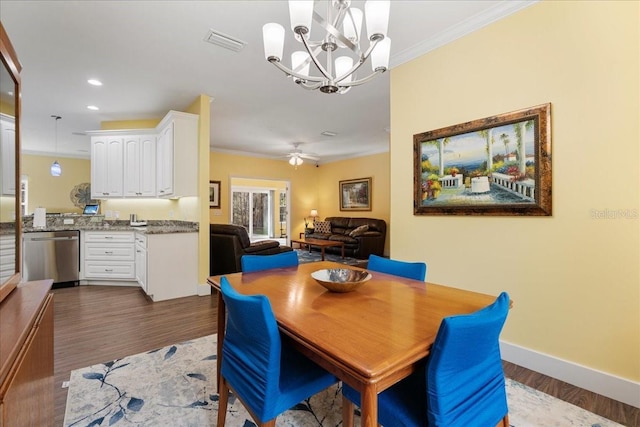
(297, 80, 324, 90)
(333, 38, 380, 83)
(270, 59, 325, 83)
(292, 44, 324, 75)
(299, 32, 333, 81)
(338, 68, 385, 88)
(312, 10, 360, 56)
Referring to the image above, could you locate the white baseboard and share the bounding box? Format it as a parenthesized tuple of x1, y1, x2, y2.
(197, 283, 211, 296)
(500, 340, 640, 408)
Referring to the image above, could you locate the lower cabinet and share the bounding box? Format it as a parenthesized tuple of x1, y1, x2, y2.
(82, 231, 135, 280)
(81, 230, 197, 302)
(0, 235, 15, 284)
(0, 281, 54, 427)
(134, 233, 147, 293)
(135, 232, 198, 302)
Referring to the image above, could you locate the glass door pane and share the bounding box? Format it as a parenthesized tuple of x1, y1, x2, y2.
(231, 189, 272, 241)
(251, 192, 270, 239)
(232, 191, 249, 229)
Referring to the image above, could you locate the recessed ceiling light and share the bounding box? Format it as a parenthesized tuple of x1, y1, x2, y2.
(87, 105, 99, 111)
(87, 79, 102, 86)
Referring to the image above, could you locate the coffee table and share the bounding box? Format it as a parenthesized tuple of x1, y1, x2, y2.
(290, 237, 344, 261)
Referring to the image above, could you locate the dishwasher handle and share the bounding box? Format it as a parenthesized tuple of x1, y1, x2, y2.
(29, 236, 79, 242)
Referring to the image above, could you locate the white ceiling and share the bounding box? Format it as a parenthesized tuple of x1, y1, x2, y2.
(1, 0, 535, 164)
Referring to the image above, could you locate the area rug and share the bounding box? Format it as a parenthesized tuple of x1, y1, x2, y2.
(295, 248, 365, 266)
(64, 334, 623, 427)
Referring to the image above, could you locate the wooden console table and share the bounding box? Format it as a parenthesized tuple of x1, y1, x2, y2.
(290, 237, 345, 261)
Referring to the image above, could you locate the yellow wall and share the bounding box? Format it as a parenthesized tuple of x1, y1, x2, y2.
(210, 151, 390, 250)
(390, 0, 639, 382)
(315, 152, 391, 255)
(100, 119, 160, 130)
(21, 154, 91, 214)
(210, 151, 316, 238)
(185, 95, 211, 285)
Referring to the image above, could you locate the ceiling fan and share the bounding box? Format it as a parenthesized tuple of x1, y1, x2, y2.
(285, 143, 319, 168)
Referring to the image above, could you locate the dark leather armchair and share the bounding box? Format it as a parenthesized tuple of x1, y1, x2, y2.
(209, 224, 293, 276)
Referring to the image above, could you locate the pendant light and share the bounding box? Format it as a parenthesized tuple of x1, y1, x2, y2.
(50, 115, 62, 176)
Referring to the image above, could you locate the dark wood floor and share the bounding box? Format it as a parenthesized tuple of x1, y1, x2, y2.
(52, 286, 638, 427)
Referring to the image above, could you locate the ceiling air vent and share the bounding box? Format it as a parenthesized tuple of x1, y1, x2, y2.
(204, 29, 247, 53)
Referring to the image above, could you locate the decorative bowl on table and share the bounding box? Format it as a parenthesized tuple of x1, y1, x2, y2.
(311, 268, 372, 293)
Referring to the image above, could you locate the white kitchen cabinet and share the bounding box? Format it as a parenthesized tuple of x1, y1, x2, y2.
(124, 135, 156, 197)
(82, 231, 135, 280)
(0, 114, 16, 196)
(155, 123, 173, 197)
(91, 136, 124, 198)
(0, 235, 16, 284)
(156, 111, 198, 198)
(134, 232, 147, 293)
(88, 110, 197, 199)
(140, 232, 198, 302)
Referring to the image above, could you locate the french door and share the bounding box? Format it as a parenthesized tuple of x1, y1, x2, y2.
(231, 188, 272, 240)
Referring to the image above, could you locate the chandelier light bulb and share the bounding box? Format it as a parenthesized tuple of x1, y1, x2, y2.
(365, 0, 390, 41)
(292, 51, 311, 76)
(335, 56, 354, 83)
(343, 7, 363, 42)
(263, 23, 285, 61)
(289, 0, 314, 34)
(370, 37, 391, 72)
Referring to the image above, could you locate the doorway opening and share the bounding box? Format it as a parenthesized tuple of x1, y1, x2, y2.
(230, 177, 289, 245)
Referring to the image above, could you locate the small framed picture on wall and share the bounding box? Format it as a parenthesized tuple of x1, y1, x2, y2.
(209, 180, 221, 209)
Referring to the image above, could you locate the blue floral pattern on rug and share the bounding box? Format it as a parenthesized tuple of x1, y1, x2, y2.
(64, 335, 623, 427)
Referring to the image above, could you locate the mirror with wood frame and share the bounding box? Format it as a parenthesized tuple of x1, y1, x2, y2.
(0, 21, 22, 303)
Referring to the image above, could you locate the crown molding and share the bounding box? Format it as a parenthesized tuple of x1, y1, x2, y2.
(390, 1, 539, 69)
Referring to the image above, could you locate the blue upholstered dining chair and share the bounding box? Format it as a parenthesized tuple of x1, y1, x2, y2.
(367, 254, 427, 281)
(217, 276, 337, 427)
(241, 250, 299, 273)
(342, 291, 511, 427)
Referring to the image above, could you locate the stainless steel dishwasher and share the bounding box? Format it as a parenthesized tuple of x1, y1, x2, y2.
(23, 230, 80, 286)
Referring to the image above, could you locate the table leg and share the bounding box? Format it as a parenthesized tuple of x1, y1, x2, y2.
(360, 385, 378, 427)
(216, 290, 226, 392)
(341, 244, 345, 259)
(320, 247, 326, 261)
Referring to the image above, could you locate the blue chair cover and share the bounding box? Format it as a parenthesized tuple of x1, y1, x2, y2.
(241, 251, 299, 273)
(219, 277, 336, 423)
(343, 291, 510, 427)
(367, 254, 427, 281)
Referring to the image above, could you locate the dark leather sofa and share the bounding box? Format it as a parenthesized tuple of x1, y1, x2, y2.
(306, 217, 386, 259)
(209, 224, 293, 275)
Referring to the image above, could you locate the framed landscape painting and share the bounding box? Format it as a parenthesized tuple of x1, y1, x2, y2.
(340, 177, 371, 211)
(413, 103, 552, 216)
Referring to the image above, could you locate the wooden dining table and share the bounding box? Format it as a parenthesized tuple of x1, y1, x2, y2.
(208, 261, 499, 427)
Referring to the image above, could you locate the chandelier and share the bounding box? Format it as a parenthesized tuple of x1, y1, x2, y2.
(262, 0, 391, 94)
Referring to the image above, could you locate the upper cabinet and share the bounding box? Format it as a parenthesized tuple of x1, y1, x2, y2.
(156, 111, 198, 198)
(91, 136, 124, 198)
(124, 135, 156, 197)
(0, 114, 16, 196)
(88, 111, 198, 199)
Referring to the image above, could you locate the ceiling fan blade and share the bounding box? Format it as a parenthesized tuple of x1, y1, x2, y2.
(299, 153, 319, 161)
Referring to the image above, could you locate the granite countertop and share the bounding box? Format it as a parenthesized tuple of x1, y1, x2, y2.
(21, 217, 198, 235)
